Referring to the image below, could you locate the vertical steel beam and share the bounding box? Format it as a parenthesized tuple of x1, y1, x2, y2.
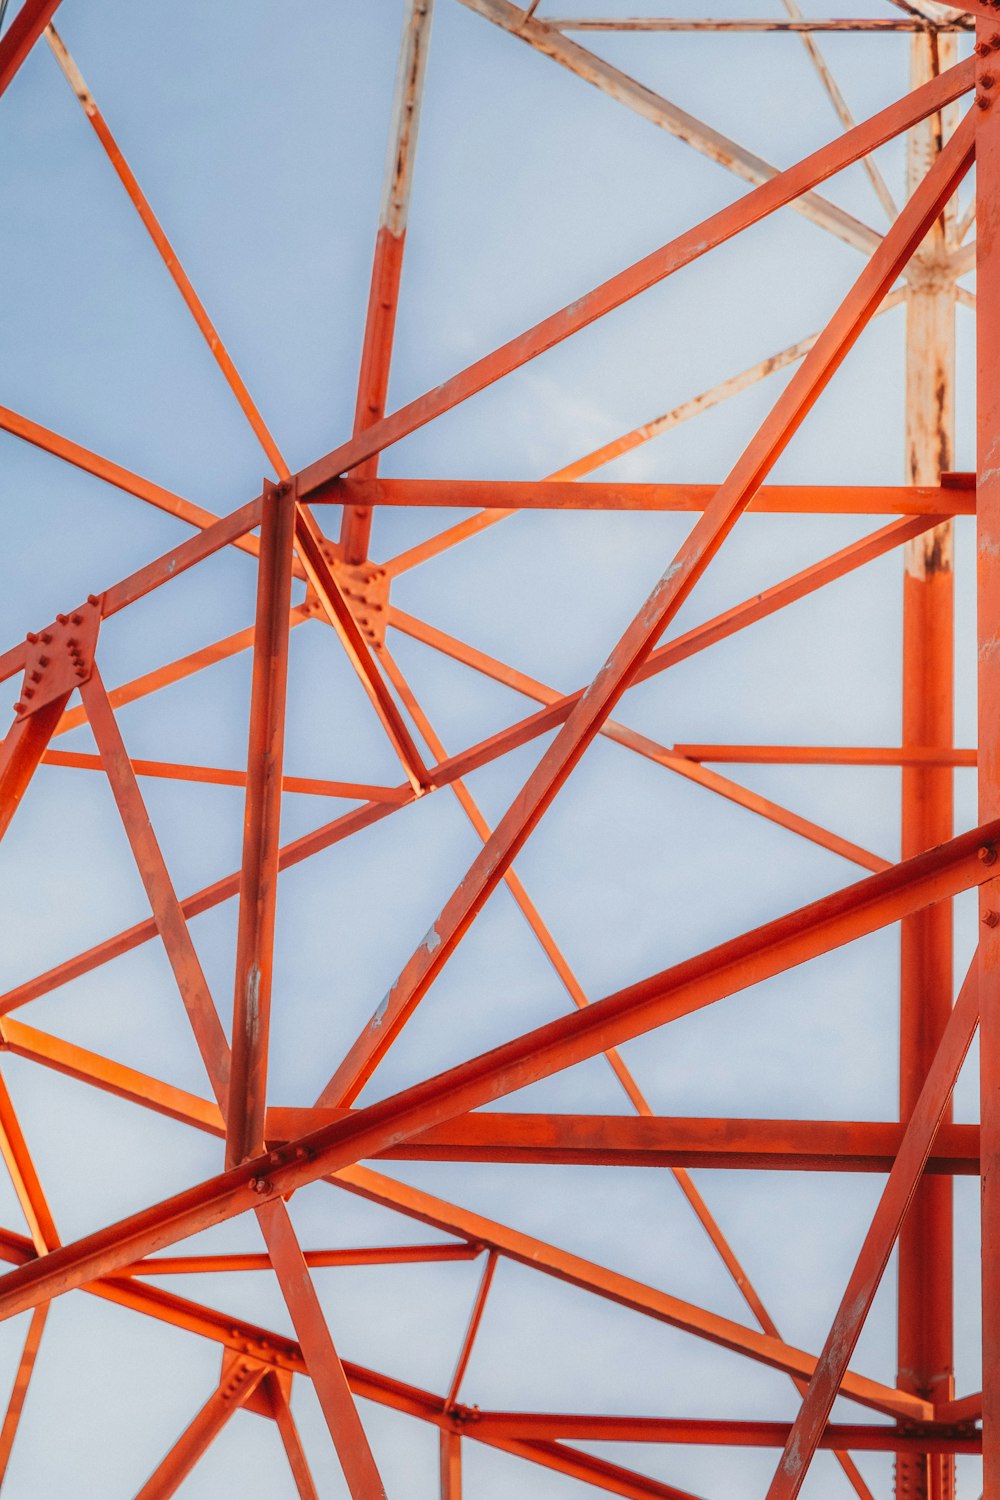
(898, 32, 958, 1500)
(339, 0, 434, 565)
(440, 1429, 462, 1499)
(979, 25, 1000, 1495)
(226, 481, 296, 1167)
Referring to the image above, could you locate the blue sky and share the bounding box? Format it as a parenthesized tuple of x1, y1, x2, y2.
(0, 0, 984, 1494)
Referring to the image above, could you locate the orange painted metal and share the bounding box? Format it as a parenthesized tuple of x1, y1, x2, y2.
(1, 20, 998, 1496)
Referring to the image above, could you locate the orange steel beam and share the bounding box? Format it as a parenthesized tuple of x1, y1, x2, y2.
(10, 1001, 978, 1179)
(979, 22, 1000, 1494)
(339, 0, 434, 565)
(372, 646, 873, 1495)
(0, 1224, 731, 1496)
(0, 511, 942, 1023)
(440, 1429, 462, 1500)
(0, 0, 60, 99)
(81, 665, 231, 1106)
(384, 618, 892, 873)
(377, 292, 908, 582)
(765, 957, 979, 1497)
(0, 693, 70, 841)
(322, 114, 975, 1107)
(332, 1163, 925, 1424)
(444, 1250, 498, 1410)
(459, 0, 882, 255)
(226, 482, 295, 1164)
(462, 1413, 980, 1452)
(295, 59, 973, 492)
(0, 1016, 225, 1134)
(897, 33, 958, 1496)
(0, 402, 265, 563)
(0, 1072, 59, 1254)
(44, 25, 288, 481)
(2, 816, 997, 1406)
(255, 1198, 387, 1500)
(134, 1363, 268, 1500)
(52, 602, 314, 739)
(39, 747, 398, 802)
(268, 1381, 321, 1500)
(293, 506, 432, 792)
(124, 1244, 482, 1275)
(326, 477, 971, 514)
(0, 1304, 46, 1484)
(674, 744, 977, 766)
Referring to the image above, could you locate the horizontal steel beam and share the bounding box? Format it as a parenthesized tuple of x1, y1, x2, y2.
(314, 478, 973, 515)
(266, 1110, 981, 1173)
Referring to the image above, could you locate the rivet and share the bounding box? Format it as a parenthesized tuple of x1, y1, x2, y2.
(38, 656, 49, 668)
(983, 73, 996, 88)
(13, 702, 25, 714)
(71, 613, 83, 625)
(983, 909, 1000, 928)
(40, 633, 52, 645)
(29, 671, 41, 684)
(980, 845, 997, 865)
(23, 689, 34, 700)
(56, 614, 67, 626)
(25, 632, 37, 644)
(87, 594, 100, 607)
(978, 94, 992, 110)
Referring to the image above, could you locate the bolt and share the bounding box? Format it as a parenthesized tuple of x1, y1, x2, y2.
(984, 73, 996, 88)
(22, 689, 33, 700)
(87, 594, 100, 607)
(26, 632, 37, 644)
(29, 671, 41, 684)
(56, 614, 67, 626)
(38, 656, 49, 668)
(249, 1176, 270, 1194)
(75, 667, 87, 679)
(977, 38, 991, 54)
(978, 94, 992, 109)
(40, 633, 52, 645)
(71, 613, 82, 625)
(983, 909, 1000, 928)
(13, 702, 25, 715)
(980, 845, 997, 866)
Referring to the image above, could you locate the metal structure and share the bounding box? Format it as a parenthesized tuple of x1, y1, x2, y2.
(0, 0, 997, 1495)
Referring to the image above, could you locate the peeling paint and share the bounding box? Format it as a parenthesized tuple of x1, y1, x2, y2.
(371, 992, 390, 1030)
(246, 964, 261, 1046)
(422, 924, 442, 954)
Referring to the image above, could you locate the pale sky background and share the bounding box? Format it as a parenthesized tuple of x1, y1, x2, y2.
(0, 0, 985, 1494)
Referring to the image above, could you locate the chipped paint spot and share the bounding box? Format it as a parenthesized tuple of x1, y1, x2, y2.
(371, 992, 390, 1031)
(422, 924, 442, 954)
(246, 964, 261, 1047)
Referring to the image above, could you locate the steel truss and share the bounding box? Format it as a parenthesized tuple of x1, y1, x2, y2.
(0, 0, 997, 1495)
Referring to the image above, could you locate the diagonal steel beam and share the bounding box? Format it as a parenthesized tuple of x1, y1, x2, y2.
(295, 58, 973, 491)
(339, 0, 435, 564)
(134, 1363, 267, 1500)
(0, 1304, 46, 1484)
(458, 0, 882, 253)
(765, 957, 979, 1497)
(320, 107, 977, 1107)
(0, 0, 60, 99)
